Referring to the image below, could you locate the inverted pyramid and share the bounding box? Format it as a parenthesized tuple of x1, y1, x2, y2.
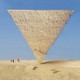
(8, 10, 73, 63)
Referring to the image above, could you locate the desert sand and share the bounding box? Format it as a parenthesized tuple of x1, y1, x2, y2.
(0, 60, 80, 80)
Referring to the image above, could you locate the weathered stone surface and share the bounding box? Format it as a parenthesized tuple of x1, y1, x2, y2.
(8, 10, 73, 62)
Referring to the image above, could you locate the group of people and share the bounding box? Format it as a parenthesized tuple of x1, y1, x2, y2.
(11, 59, 20, 63)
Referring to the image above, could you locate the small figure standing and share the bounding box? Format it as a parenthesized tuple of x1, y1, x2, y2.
(12, 60, 14, 63)
(17, 59, 20, 62)
(10, 60, 12, 62)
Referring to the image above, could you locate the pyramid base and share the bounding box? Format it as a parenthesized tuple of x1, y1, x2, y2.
(37, 58, 44, 64)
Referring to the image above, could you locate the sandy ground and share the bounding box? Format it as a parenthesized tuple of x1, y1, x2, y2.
(0, 60, 80, 80)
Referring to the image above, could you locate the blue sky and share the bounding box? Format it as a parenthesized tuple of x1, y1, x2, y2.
(0, 0, 80, 60)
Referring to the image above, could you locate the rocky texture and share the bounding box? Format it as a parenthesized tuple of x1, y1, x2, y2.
(8, 10, 73, 62)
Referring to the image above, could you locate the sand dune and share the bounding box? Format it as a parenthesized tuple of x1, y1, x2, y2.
(0, 60, 80, 80)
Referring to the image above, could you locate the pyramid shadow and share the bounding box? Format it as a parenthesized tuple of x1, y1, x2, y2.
(41, 60, 69, 64)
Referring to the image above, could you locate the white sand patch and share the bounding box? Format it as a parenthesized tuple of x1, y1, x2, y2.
(64, 60, 80, 68)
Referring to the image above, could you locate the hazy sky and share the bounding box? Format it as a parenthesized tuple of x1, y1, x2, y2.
(0, 0, 80, 60)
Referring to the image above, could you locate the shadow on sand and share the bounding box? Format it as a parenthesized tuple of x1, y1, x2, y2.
(41, 60, 71, 64)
